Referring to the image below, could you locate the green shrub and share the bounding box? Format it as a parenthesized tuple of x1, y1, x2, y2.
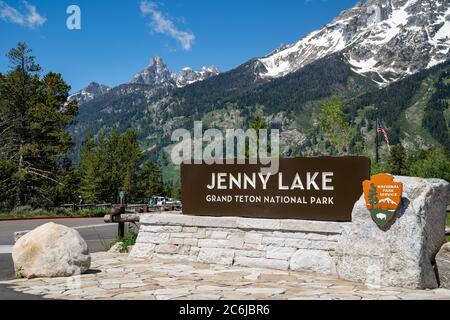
(408, 148, 450, 182)
(108, 230, 138, 253)
(120, 232, 138, 253)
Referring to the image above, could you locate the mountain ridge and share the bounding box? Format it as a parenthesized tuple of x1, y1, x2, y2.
(129, 56, 220, 88)
(70, 56, 220, 106)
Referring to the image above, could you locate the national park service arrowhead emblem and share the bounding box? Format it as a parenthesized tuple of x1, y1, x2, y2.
(363, 174, 403, 230)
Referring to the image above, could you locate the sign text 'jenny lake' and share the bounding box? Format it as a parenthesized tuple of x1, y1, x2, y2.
(181, 157, 371, 222)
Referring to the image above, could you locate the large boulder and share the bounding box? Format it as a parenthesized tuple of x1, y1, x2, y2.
(12, 223, 91, 279)
(436, 243, 450, 289)
(335, 177, 449, 289)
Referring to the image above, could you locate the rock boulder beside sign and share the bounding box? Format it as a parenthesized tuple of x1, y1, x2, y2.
(335, 177, 450, 289)
(436, 243, 450, 289)
(12, 223, 91, 279)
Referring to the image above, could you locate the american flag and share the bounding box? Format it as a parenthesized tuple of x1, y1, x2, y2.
(377, 118, 391, 146)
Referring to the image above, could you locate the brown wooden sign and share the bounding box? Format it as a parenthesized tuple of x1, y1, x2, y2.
(181, 157, 370, 222)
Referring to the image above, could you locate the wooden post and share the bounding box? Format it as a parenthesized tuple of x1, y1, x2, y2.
(118, 205, 126, 238)
(118, 222, 125, 238)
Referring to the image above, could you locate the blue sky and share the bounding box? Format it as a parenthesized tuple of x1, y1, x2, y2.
(0, 0, 358, 93)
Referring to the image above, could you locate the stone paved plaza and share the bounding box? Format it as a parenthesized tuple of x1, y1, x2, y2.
(2, 252, 450, 300)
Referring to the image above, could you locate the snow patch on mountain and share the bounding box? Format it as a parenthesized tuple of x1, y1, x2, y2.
(173, 66, 220, 87)
(258, 0, 450, 86)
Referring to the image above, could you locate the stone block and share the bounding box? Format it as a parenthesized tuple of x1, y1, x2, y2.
(206, 231, 229, 239)
(179, 246, 191, 255)
(155, 245, 180, 254)
(262, 237, 311, 249)
(310, 241, 337, 251)
(266, 246, 296, 260)
(243, 243, 266, 251)
(234, 257, 289, 271)
(194, 229, 206, 239)
(197, 248, 235, 265)
(141, 225, 182, 233)
(304, 233, 329, 241)
(261, 237, 286, 246)
(290, 249, 334, 275)
(198, 238, 244, 250)
(244, 233, 263, 244)
(136, 233, 170, 245)
(272, 231, 306, 239)
(129, 243, 156, 259)
(170, 233, 194, 239)
(189, 247, 200, 257)
(183, 239, 198, 246)
(236, 218, 282, 230)
(235, 250, 265, 258)
(169, 238, 185, 245)
(279, 219, 344, 234)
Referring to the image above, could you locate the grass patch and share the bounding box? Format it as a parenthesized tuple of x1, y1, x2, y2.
(0, 208, 108, 220)
(121, 232, 138, 250)
(108, 231, 138, 253)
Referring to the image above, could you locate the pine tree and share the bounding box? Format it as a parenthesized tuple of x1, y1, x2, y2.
(76, 129, 142, 203)
(0, 43, 78, 209)
(368, 183, 379, 208)
(246, 113, 268, 159)
(77, 134, 110, 203)
(134, 162, 165, 202)
(388, 144, 407, 175)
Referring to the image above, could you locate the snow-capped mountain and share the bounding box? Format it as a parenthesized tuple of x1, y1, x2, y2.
(68, 82, 111, 105)
(379, 198, 398, 205)
(130, 56, 220, 87)
(173, 66, 220, 87)
(258, 0, 450, 85)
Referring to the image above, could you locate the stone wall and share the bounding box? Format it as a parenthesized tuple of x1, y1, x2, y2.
(130, 214, 345, 275)
(130, 177, 449, 289)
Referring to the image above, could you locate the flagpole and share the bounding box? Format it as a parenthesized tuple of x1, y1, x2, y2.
(376, 117, 380, 164)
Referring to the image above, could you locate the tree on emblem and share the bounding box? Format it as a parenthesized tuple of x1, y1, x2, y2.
(368, 183, 379, 208)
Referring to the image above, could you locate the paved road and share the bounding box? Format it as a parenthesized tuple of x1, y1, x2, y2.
(0, 218, 118, 299)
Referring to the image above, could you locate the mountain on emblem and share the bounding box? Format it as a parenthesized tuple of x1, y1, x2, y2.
(363, 174, 403, 230)
(379, 198, 398, 205)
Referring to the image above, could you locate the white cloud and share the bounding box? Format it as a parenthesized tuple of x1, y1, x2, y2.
(0, 0, 46, 28)
(140, 1, 195, 51)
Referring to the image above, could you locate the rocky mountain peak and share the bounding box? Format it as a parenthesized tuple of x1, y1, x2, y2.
(130, 56, 220, 87)
(130, 55, 173, 86)
(68, 82, 111, 105)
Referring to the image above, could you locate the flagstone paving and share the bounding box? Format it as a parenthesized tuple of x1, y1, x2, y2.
(1, 252, 450, 300)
